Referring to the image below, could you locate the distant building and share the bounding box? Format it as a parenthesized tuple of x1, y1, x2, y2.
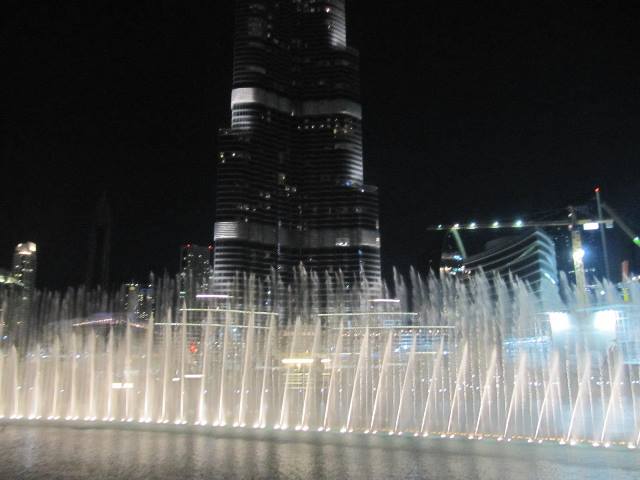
(463, 230, 558, 293)
(12, 242, 37, 292)
(122, 282, 140, 322)
(117, 281, 156, 324)
(9, 242, 38, 339)
(137, 283, 155, 323)
(179, 244, 213, 302)
(86, 194, 112, 289)
(441, 230, 558, 294)
(0, 267, 21, 334)
(0, 267, 22, 289)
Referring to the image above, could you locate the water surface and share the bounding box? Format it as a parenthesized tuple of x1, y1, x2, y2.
(0, 424, 637, 480)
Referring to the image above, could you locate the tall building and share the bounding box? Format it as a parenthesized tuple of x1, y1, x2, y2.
(12, 242, 37, 292)
(179, 244, 213, 302)
(86, 194, 112, 289)
(0, 267, 20, 334)
(120, 281, 155, 323)
(213, 0, 381, 305)
(10, 242, 37, 338)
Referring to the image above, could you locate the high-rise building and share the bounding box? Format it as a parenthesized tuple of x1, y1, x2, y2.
(213, 0, 381, 304)
(86, 194, 112, 289)
(10, 242, 37, 338)
(12, 242, 37, 292)
(179, 244, 213, 302)
(0, 267, 20, 334)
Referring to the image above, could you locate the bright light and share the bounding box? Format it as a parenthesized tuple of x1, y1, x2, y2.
(634, 236, 640, 247)
(183, 374, 204, 379)
(469, 222, 477, 229)
(583, 222, 599, 231)
(453, 223, 460, 229)
(372, 298, 400, 303)
(572, 248, 585, 262)
(492, 221, 500, 228)
(594, 310, 619, 333)
(195, 294, 233, 299)
(282, 358, 314, 365)
(548, 312, 571, 333)
(111, 382, 134, 390)
(514, 220, 523, 227)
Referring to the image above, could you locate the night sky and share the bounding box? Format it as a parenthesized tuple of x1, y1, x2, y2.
(3, 1, 639, 289)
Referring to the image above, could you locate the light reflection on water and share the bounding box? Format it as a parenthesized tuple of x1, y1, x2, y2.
(0, 425, 638, 480)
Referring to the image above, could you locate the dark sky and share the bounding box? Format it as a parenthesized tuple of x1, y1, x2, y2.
(2, 1, 640, 289)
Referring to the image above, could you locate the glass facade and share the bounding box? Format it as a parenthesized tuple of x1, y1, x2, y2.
(213, 1, 381, 304)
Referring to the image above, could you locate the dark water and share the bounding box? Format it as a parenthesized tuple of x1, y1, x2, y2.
(0, 424, 638, 480)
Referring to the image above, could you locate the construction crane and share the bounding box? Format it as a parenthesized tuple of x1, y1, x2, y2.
(596, 187, 640, 249)
(428, 187, 639, 303)
(593, 186, 640, 281)
(429, 211, 609, 304)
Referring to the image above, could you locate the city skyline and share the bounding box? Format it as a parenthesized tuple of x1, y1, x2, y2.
(3, 2, 640, 289)
(2, 4, 640, 478)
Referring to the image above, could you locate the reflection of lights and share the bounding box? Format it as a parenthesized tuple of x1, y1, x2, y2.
(183, 374, 204, 379)
(372, 298, 400, 303)
(594, 310, 619, 332)
(195, 294, 233, 299)
(548, 312, 571, 333)
(572, 248, 585, 262)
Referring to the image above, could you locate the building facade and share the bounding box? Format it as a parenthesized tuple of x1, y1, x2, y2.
(179, 244, 213, 302)
(213, 0, 381, 305)
(462, 230, 559, 294)
(8, 242, 38, 341)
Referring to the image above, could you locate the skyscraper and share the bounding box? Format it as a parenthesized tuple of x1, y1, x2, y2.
(86, 194, 112, 290)
(213, 0, 381, 304)
(179, 243, 213, 302)
(11, 242, 37, 292)
(10, 242, 37, 339)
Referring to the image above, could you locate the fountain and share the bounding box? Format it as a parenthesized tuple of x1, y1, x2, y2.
(0, 271, 639, 448)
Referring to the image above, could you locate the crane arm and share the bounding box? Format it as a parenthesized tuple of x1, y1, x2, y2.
(601, 202, 640, 247)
